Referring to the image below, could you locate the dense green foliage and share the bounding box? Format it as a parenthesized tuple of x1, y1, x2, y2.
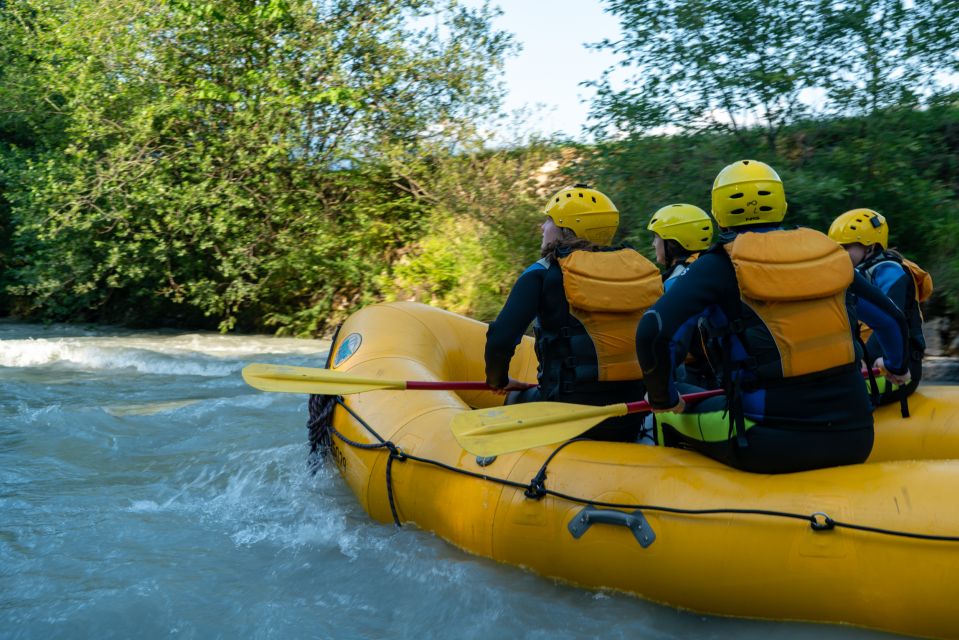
(0, 0, 956, 335)
(0, 0, 516, 333)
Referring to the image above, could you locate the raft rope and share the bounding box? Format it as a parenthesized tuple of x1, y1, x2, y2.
(307, 392, 959, 542)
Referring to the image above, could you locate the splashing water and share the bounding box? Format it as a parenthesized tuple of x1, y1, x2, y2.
(0, 323, 893, 639)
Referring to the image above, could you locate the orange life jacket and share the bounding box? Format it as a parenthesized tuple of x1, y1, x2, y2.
(557, 248, 662, 381)
(724, 228, 856, 379)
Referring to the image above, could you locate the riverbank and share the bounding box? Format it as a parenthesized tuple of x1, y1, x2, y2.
(921, 317, 959, 381)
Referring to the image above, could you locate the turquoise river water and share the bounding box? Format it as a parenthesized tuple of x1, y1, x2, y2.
(0, 322, 906, 639)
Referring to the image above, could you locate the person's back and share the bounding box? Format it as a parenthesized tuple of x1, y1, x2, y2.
(828, 208, 930, 406)
(636, 160, 911, 473)
(485, 184, 662, 442)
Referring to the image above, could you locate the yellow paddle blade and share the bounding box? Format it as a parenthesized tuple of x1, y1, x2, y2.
(451, 401, 629, 457)
(241, 363, 406, 395)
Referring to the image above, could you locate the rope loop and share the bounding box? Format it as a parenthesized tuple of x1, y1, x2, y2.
(386, 442, 407, 462)
(385, 454, 402, 527)
(810, 512, 836, 532)
(524, 475, 547, 500)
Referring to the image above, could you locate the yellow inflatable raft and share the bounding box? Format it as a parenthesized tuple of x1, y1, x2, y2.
(312, 301, 959, 639)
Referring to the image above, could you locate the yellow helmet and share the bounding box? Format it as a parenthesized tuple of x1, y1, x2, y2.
(544, 183, 619, 245)
(827, 208, 888, 249)
(647, 203, 714, 251)
(711, 160, 787, 228)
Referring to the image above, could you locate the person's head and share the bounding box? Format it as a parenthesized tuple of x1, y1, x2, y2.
(647, 203, 714, 266)
(711, 160, 787, 230)
(827, 208, 888, 267)
(542, 184, 619, 251)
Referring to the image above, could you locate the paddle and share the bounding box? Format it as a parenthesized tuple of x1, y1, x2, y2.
(451, 389, 725, 457)
(241, 363, 535, 396)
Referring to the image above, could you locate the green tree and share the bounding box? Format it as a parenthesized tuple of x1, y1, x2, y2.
(590, 0, 959, 145)
(588, 0, 824, 149)
(0, 0, 513, 333)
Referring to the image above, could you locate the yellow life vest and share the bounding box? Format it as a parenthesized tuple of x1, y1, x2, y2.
(724, 228, 856, 378)
(557, 248, 663, 381)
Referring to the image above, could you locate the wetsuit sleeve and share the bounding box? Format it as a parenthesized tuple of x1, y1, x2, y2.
(870, 262, 911, 313)
(851, 271, 909, 375)
(485, 268, 543, 387)
(636, 253, 736, 408)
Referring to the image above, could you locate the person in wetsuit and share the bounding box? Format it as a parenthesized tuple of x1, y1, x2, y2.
(828, 208, 931, 406)
(484, 184, 663, 442)
(635, 160, 912, 473)
(647, 203, 718, 389)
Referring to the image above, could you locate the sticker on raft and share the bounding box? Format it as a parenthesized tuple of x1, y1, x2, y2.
(333, 333, 362, 367)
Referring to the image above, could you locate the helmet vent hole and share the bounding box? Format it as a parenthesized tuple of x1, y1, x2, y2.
(730, 208, 745, 215)
(591, 196, 596, 203)
(566, 193, 572, 198)
(757, 190, 771, 196)
(578, 193, 584, 197)
(759, 206, 773, 211)
(729, 193, 744, 199)
(850, 225, 857, 230)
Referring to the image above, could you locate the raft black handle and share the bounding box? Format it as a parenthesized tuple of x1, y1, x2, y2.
(567, 505, 656, 548)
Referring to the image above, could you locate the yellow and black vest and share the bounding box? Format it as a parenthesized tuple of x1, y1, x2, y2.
(723, 228, 856, 381)
(539, 248, 661, 388)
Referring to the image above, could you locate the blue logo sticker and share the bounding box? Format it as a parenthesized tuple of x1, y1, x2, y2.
(333, 333, 362, 367)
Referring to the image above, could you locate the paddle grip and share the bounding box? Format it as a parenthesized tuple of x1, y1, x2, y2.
(624, 388, 725, 414)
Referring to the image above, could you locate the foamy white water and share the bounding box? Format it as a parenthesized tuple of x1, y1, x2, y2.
(0, 322, 895, 639)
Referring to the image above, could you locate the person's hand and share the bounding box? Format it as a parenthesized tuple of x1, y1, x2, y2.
(490, 377, 529, 395)
(874, 357, 912, 387)
(645, 392, 685, 414)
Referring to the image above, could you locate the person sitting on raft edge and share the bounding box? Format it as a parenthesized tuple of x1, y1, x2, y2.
(828, 208, 932, 410)
(635, 160, 912, 473)
(647, 203, 718, 390)
(483, 184, 662, 443)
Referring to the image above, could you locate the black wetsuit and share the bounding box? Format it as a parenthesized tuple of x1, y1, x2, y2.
(662, 259, 717, 389)
(636, 230, 910, 473)
(485, 251, 646, 442)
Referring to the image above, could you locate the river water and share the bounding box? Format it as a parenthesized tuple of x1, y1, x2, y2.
(0, 322, 902, 639)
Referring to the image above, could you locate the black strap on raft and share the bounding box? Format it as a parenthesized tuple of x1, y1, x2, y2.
(525, 438, 584, 500)
(858, 333, 881, 408)
(717, 321, 748, 448)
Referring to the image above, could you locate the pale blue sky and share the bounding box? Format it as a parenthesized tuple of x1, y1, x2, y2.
(477, 1, 623, 140)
